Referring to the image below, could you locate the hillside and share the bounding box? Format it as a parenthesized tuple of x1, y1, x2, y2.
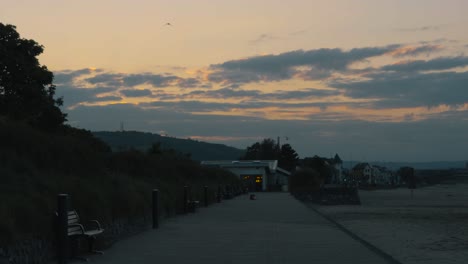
(0, 120, 240, 252)
(343, 160, 467, 170)
(93, 131, 245, 161)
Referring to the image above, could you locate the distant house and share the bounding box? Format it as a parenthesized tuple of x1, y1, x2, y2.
(373, 165, 398, 185)
(328, 154, 344, 184)
(200, 160, 290, 191)
(351, 163, 372, 185)
(352, 163, 398, 186)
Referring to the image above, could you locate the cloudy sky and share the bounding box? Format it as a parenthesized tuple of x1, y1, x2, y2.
(3, 0, 468, 162)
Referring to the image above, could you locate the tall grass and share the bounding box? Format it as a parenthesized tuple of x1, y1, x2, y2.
(0, 119, 240, 246)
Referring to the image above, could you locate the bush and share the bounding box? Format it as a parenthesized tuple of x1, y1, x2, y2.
(289, 168, 322, 193)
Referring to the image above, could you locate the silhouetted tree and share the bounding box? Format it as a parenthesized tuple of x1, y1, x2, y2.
(279, 143, 299, 171)
(289, 168, 322, 193)
(243, 142, 261, 160)
(242, 138, 279, 160)
(398, 166, 416, 188)
(302, 156, 332, 183)
(0, 23, 66, 129)
(242, 139, 299, 172)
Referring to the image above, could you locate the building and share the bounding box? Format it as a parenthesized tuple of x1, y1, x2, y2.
(351, 163, 372, 185)
(200, 160, 290, 191)
(327, 154, 343, 183)
(352, 163, 398, 186)
(298, 154, 344, 184)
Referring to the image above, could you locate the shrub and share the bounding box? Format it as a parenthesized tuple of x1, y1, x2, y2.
(289, 168, 322, 193)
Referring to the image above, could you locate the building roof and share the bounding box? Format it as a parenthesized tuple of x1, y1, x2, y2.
(276, 167, 291, 176)
(334, 154, 343, 163)
(353, 162, 370, 170)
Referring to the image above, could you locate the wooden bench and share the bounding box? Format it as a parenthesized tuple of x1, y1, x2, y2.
(66, 210, 104, 257)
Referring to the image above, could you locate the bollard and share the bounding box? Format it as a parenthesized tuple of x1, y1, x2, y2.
(217, 185, 222, 203)
(57, 194, 69, 264)
(183, 186, 188, 214)
(152, 189, 159, 229)
(204, 186, 208, 207)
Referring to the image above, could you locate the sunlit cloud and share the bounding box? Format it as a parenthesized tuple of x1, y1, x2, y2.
(386, 45, 443, 57)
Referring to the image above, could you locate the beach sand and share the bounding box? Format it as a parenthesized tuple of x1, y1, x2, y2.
(315, 181, 468, 264)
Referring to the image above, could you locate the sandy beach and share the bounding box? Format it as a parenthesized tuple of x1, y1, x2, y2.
(315, 180, 468, 264)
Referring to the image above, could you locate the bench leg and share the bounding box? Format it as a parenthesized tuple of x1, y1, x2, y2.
(70, 238, 89, 262)
(87, 236, 104, 255)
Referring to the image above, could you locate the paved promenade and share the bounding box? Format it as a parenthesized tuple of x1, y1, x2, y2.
(90, 193, 392, 264)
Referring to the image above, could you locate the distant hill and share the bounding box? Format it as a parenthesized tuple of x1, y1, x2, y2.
(93, 131, 245, 161)
(343, 160, 467, 170)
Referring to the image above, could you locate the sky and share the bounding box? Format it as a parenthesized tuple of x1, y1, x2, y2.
(2, 0, 468, 162)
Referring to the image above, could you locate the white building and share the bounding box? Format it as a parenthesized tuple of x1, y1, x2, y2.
(201, 160, 290, 191)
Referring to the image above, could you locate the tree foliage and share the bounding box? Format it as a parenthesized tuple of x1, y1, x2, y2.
(241, 138, 299, 172)
(302, 156, 331, 182)
(289, 168, 322, 193)
(398, 166, 416, 188)
(0, 23, 66, 129)
(243, 138, 278, 160)
(279, 143, 299, 171)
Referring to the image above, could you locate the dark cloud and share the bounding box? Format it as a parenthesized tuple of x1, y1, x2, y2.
(381, 56, 468, 72)
(176, 77, 203, 88)
(92, 95, 122, 102)
(120, 89, 153, 97)
(266, 89, 341, 99)
(389, 45, 443, 57)
(139, 98, 353, 113)
(185, 88, 340, 101)
(123, 74, 179, 87)
(208, 45, 401, 84)
(187, 88, 261, 99)
(81, 72, 205, 89)
(141, 100, 236, 112)
(54, 68, 99, 84)
(334, 71, 468, 107)
(56, 86, 118, 107)
(85, 73, 123, 86)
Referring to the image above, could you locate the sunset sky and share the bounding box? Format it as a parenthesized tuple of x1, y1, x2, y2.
(3, 0, 468, 162)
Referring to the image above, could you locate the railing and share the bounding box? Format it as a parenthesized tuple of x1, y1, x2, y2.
(55, 184, 246, 263)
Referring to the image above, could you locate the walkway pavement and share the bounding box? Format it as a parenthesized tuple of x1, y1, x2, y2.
(89, 193, 392, 264)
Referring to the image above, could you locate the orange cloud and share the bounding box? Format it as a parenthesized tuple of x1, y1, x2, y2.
(386, 45, 443, 57)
